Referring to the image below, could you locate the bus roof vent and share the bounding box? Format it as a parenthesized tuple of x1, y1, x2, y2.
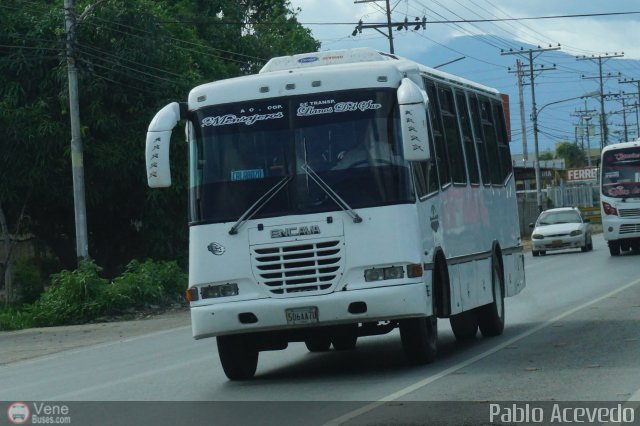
(259, 48, 394, 74)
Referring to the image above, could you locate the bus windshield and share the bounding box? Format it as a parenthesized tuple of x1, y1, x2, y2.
(190, 89, 413, 224)
(601, 147, 640, 198)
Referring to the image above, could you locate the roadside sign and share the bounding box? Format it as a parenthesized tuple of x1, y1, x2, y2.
(566, 167, 599, 183)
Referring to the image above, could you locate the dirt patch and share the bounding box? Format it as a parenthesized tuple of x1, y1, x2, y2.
(0, 308, 191, 365)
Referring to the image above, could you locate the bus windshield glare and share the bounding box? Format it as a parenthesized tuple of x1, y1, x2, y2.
(601, 147, 640, 198)
(189, 89, 414, 224)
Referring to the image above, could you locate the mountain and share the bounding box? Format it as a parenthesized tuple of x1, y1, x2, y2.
(409, 35, 639, 155)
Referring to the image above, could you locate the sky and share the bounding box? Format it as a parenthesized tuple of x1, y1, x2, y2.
(288, 0, 640, 155)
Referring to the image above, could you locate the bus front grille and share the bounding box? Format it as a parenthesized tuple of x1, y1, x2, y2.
(252, 239, 343, 296)
(619, 223, 640, 234)
(619, 208, 640, 218)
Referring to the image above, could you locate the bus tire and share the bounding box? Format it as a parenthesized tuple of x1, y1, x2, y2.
(532, 250, 539, 257)
(217, 334, 259, 380)
(399, 316, 437, 364)
(477, 255, 505, 337)
(332, 335, 357, 351)
(608, 241, 621, 256)
(450, 310, 478, 340)
(305, 337, 331, 352)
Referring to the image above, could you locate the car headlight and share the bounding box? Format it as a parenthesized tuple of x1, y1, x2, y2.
(570, 230, 583, 236)
(531, 234, 544, 240)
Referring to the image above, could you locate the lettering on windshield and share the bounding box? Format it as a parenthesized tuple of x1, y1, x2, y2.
(201, 112, 284, 127)
(296, 99, 382, 117)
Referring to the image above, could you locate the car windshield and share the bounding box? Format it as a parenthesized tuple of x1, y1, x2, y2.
(189, 89, 413, 224)
(537, 211, 582, 226)
(601, 147, 640, 198)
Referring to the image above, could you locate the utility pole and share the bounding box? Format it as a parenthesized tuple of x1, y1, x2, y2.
(503, 45, 560, 212)
(352, 0, 425, 54)
(571, 101, 597, 166)
(516, 59, 528, 161)
(577, 53, 624, 150)
(64, 0, 89, 260)
(620, 77, 640, 138)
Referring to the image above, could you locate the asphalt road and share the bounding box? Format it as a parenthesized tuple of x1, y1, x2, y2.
(1, 234, 639, 425)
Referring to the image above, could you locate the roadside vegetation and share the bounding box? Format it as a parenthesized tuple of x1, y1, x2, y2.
(0, 259, 187, 331)
(0, 0, 319, 329)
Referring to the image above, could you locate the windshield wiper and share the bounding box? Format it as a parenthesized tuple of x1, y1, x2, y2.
(228, 175, 293, 235)
(301, 163, 363, 223)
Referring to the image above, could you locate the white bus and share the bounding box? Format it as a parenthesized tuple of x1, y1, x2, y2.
(145, 48, 525, 380)
(600, 140, 640, 255)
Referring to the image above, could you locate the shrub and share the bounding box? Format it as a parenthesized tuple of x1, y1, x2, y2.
(13, 257, 46, 304)
(103, 259, 187, 312)
(0, 306, 33, 331)
(30, 260, 109, 326)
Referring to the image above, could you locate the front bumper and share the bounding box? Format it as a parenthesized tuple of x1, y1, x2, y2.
(191, 282, 431, 339)
(532, 234, 585, 251)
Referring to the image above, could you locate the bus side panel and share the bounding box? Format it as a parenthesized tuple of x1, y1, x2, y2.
(504, 252, 525, 297)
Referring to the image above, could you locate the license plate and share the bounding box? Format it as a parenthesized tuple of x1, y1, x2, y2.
(285, 307, 319, 325)
(552, 240, 563, 247)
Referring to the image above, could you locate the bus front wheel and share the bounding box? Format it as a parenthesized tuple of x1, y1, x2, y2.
(608, 241, 621, 256)
(217, 334, 259, 380)
(399, 316, 437, 364)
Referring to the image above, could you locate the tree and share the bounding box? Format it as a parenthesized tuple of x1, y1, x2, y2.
(538, 151, 554, 161)
(0, 0, 319, 277)
(555, 142, 586, 168)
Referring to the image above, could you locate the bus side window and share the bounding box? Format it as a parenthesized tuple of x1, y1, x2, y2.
(493, 102, 512, 182)
(412, 109, 439, 198)
(469, 94, 491, 185)
(424, 78, 451, 188)
(438, 86, 467, 185)
(479, 96, 501, 185)
(456, 92, 480, 185)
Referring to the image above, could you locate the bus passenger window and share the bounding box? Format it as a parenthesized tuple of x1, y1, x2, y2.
(438, 86, 467, 185)
(469, 95, 491, 185)
(456, 92, 480, 185)
(424, 78, 451, 188)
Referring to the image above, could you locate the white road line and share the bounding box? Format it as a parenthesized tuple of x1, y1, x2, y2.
(323, 277, 640, 426)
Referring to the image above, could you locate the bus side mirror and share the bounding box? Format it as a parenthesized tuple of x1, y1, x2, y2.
(145, 102, 184, 188)
(397, 78, 430, 162)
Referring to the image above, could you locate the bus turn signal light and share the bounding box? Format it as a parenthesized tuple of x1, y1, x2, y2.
(186, 287, 199, 302)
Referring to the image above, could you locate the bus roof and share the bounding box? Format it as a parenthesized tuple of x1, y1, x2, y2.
(601, 139, 640, 154)
(260, 48, 500, 96)
(188, 48, 501, 108)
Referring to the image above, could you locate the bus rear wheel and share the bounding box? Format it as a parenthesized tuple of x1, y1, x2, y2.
(476, 255, 505, 337)
(399, 316, 437, 364)
(217, 334, 259, 380)
(450, 310, 479, 340)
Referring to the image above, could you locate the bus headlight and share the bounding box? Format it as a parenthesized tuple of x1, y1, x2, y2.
(383, 266, 404, 280)
(364, 268, 385, 282)
(364, 266, 405, 282)
(200, 283, 239, 299)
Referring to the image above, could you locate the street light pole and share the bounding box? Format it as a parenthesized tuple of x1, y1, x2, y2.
(532, 91, 600, 212)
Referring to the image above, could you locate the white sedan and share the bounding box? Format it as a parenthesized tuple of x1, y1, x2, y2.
(529, 207, 593, 256)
